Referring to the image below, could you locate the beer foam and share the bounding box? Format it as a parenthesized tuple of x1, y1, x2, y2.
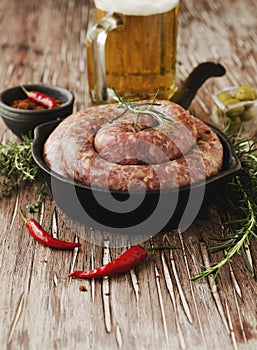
(94, 0, 179, 16)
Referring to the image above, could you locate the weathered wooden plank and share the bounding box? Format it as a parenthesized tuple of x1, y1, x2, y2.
(1, 0, 257, 349)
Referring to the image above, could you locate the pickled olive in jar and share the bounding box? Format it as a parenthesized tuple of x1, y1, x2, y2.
(235, 86, 257, 101)
(213, 85, 257, 137)
(226, 116, 242, 134)
(225, 98, 245, 119)
(217, 92, 233, 104)
(240, 107, 255, 121)
(225, 97, 240, 106)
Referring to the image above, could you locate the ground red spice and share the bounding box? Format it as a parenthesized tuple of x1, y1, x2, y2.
(79, 285, 88, 292)
(10, 98, 62, 110)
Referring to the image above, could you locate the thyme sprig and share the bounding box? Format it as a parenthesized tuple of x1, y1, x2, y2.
(0, 134, 39, 197)
(111, 89, 174, 130)
(192, 138, 257, 281)
(26, 183, 48, 212)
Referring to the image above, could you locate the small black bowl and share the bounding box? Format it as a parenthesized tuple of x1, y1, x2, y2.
(0, 84, 74, 138)
(32, 120, 241, 235)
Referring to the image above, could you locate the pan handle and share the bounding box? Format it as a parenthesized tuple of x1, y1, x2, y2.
(171, 62, 226, 109)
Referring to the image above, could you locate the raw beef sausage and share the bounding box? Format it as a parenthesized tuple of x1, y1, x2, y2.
(43, 100, 223, 191)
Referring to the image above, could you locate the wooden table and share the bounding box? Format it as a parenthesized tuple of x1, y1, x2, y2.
(1, 0, 257, 349)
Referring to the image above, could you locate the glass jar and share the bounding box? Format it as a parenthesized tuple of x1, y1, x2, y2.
(212, 86, 257, 139)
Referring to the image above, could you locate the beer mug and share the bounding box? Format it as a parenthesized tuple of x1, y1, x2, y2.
(86, 0, 180, 103)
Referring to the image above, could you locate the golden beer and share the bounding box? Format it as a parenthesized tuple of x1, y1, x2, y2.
(87, 1, 179, 102)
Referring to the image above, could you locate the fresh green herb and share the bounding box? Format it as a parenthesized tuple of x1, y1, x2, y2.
(0, 134, 39, 197)
(111, 88, 174, 130)
(26, 183, 48, 212)
(192, 138, 257, 281)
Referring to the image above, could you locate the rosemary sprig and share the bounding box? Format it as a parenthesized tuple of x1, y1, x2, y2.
(111, 88, 174, 130)
(0, 134, 39, 197)
(192, 138, 257, 281)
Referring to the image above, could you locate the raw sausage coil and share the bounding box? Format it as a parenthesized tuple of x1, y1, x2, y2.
(43, 101, 223, 191)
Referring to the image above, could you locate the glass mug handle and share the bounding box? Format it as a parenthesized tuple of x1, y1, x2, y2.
(86, 14, 124, 103)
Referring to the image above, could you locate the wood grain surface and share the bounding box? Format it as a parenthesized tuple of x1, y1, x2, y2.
(1, 0, 257, 349)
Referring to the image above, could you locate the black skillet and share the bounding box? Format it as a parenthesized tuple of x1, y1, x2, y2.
(32, 62, 241, 234)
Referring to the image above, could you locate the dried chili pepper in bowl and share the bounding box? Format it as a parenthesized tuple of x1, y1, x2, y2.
(0, 84, 74, 138)
(20, 86, 57, 109)
(19, 210, 81, 249)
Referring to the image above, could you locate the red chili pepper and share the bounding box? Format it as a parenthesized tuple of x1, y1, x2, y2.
(21, 86, 57, 109)
(19, 210, 81, 249)
(69, 245, 147, 279)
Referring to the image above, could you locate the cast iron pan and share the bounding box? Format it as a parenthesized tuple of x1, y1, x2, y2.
(32, 118, 241, 235)
(32, 62, 236, 234)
